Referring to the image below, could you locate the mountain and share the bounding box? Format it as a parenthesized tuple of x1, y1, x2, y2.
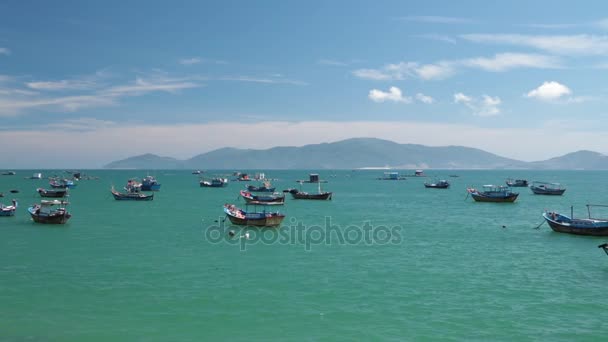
(103, 138, 608, 170)
(529, 150, 608, 170)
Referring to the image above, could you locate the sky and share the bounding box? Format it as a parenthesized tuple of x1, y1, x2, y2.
(2, 0, 608, 168)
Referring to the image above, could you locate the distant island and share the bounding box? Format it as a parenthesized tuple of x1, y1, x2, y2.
(104, 137, 608, 170)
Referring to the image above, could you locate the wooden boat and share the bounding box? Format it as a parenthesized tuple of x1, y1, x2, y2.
(530, 181, 565, 195)
(0, 199, 17, 217)
(223, 204, 285, 227)
(27, 200, 71, 224)
(141, 175, 161, 191)
(37, 187, 68, 198)
(297, 173, 328, 183)
(29, 173, 43, 179)
(505, 178, 528, 187)
(424, 179, 450, 189)
(246, 181, 275, 192)
(240, 190, 285, 205)
(200, 177, 228, 187)
(543, 205, 608, 236)
(467, 185, 518, 203)
(111, 186, 154, 201)
(49, 179, 77, 189)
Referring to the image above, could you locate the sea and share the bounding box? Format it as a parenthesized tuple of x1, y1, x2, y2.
(1, 169, 608, 341)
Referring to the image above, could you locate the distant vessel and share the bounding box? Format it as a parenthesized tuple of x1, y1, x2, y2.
(1, 171, 16, 176)
(141, 176, 161, 191)
(424, 179, 450, 189)
(49, 179, 77, 189)
(530, 181, 566, 195)
(37, 188, 68, 198)
(543, 205, 608, 236)
(0, 199, 17, 217)
(29, 173, 43, 179)
(505, 178, 528, 187)
(200, 177, 228, 188)
(247, 181, 275, 192)
(467, 185, 518, 203)
(240, 190, 285, 205)
(111, 186, 154, 201)
(28, 200, 71, 224)
(223, 204, 285, 227)
(297, 173, 328, 183)
(377, 172, 406, 180)
(192, 170, 202, 175)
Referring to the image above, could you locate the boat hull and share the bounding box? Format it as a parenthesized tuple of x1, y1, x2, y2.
(470, 193, 518, 202)
(531, 187, 566, 195)
(111, 190, 154, 201)
(141, 184, 161, 191)
(246, 185, 276, 192)
(224, 205, 285, 227)
(27, 207, 71, 224)
(291, 192, 333, 200)
(543, 212, 608, 236)
(37, 188, 68, 198)
(0, 208, 15, 216)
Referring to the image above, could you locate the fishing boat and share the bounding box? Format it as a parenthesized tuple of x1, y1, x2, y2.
(246, 181, 275, 192)
(141, 175, 161, 191)
(27, 200, 71, 224)
(192, 170, 202, 175)
(377, 172, 406, 180)
(297, 173, 328, 183)
(467, 185, 519, 203)
(424, 179, 450, 189)
(223, 204, 285, 227)
(530, 181, 566, 195)
(543, 205, 608, 236)
(29, 173, 43, 179)
(0, 199, 17, 217)
(111, 186, 154, 201)
(49, 178, 77, 189)
(290, 181, 332, 200)
(200, 177, 228, 188)
(37, 187, 68, 198)
(505, 178, 528, 187)
(240, 190, 285, 205)
(2, 171, 16, 175)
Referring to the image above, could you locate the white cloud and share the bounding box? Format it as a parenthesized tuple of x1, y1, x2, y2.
(454, 92, 501, 116)
(368, 86, 411, 103)
(26, 79, 96, 91)
(103, 76, 199, 96)
(462, 53, 560, 71)
(179, 57, 202, 65)
(414, 34, 457, 44)
(318, 59, 348, 66)
(0, 48, 10, 55)
(454, 93, 472, 104)
(217, 76, 307, 85)
(526, 81, 572, 101)
(460, 34, 608, 56)
(353, 53, 559, 81)
(415, 93, 434, 104)
(415, 62, 455, 80)
(400, 16, 472, 24)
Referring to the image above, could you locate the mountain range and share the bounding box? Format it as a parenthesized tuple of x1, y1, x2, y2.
(104, 138, 608, 170)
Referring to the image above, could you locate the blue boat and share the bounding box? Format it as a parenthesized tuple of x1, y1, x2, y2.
(200, 178, 228, 188)
(467, 185, 518, 203)
(111, 186, 154, 201)
(141, 176, 161, 191)
(0, 199, 17, 217)
(246, 181, 275, 192)
(49, 179, 77, 189)
(543, 205, 608, 236)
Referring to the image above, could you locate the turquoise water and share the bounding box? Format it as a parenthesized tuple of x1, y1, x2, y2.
(2, 170, 608, 341)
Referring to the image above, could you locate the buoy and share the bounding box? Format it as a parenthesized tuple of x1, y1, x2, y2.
(228, 230, 236, 237)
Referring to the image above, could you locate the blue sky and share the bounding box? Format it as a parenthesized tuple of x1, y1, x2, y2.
(2, 0, 608, 167)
